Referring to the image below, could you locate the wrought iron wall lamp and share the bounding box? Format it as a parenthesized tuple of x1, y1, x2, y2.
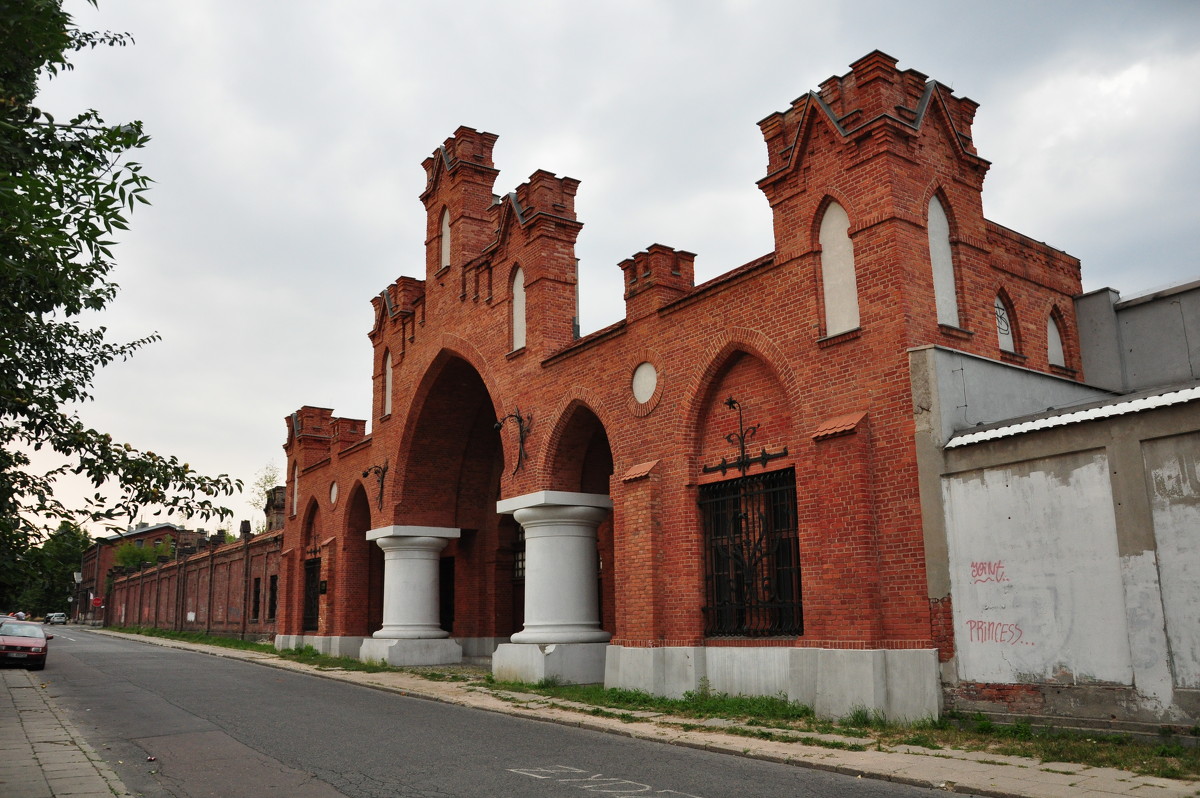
(495, 408, 533, 474)
(362, 460, 388, 510)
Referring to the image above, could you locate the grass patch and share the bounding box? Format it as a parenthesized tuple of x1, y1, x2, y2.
(397, 668, 478, 682)
(276, 644, 398, 673)
(895, 733, 942, 750)
(109, 626, 276, 653)
(485, 678, 814, 724)
(108, 627, 397, 674)
(841, 705, 892, 731)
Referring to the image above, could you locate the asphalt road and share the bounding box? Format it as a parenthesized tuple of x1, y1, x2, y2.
(42, 628, 970, 797)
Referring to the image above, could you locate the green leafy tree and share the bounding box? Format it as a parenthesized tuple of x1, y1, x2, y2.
(112, 534, 172, 569)
(248, 462, 280, 534)
(0, 1, 241, 607)
(12, 520, 91, 615)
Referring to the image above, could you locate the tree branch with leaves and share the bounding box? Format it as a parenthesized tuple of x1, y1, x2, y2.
(1, 1, 242, 606)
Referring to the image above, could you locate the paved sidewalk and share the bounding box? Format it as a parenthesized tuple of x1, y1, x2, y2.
(0, 668, 128, 798)
(7, 630, 1200, 798)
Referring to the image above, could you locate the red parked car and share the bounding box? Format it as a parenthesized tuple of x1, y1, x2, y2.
(0, 620, 52, 671)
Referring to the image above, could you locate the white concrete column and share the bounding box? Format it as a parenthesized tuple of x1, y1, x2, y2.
(366, 525, 459, 639)
(497, 491, 612, 644)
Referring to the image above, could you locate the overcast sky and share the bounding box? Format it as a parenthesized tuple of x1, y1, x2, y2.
(34, 0, 1200, 533)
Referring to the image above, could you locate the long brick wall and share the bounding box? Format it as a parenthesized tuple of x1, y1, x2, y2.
(107, 531, 282, 640)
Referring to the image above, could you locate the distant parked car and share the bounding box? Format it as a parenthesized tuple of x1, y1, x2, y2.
(45, 613, 67, 625)
(0, 620, 53, 670)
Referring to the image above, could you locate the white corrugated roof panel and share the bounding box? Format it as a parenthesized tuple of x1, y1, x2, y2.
(946, 385, 1200, 448)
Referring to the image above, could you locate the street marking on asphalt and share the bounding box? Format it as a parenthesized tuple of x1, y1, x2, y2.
(509, 765, 705, 796)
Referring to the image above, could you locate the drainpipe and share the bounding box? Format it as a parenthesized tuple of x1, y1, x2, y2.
(240, 522, 251, 640)
(175, 552, 183, 632)
(206, 541, 215, 635)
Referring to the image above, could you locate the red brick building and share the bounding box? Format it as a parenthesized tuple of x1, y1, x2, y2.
(94, 517, 284, 640)
(274, 52, 1087, 719)
(76, 522, 198, 624)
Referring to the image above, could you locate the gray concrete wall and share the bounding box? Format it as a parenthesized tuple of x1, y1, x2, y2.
(910, 346, 1112, 601)
(1075, 288, 1125, 392)
(1076, 281, 1200, 393)
(911, 346, 1112, 447)
(1117, 283, 1200, 390)
(920, 372, 1200, 723)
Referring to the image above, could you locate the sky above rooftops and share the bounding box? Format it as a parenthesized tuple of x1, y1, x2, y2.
(33, 0, 1200, 531)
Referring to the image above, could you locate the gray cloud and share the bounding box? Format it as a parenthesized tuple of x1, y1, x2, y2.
(36, 0, 1200, 528)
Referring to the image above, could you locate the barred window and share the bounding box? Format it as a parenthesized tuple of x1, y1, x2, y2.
(267, 575, 278, 621)
(699, 468, 802, 637)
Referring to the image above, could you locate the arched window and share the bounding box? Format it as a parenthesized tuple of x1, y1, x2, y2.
(382, 349, 393, 416)
(995, 293, 1017, 353)
(511, 266, 526, 350)
(818, 201, 859, 336)
(1047, 313, 1066, 368)
(439, 208, 451, 270)
(927, 195, 959, 327)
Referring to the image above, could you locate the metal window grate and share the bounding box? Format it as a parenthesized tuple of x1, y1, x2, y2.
(699, 468, 802, 637)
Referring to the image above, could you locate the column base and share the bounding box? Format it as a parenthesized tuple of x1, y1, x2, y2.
(360, 637, 462, 667)
(372, 625, 450, 639)
(510, 625, 610, 644)
(492, 642, 608, 685)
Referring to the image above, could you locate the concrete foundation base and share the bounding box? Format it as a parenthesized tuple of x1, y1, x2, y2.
(493, 642, 608, 685)
(274, 635, 366, 658)
(359, 637, 462, 667)
(604, 645, 941, 721)
(457, 637, 503, 660)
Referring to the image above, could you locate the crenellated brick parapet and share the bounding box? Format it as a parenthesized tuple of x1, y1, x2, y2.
(619, 244, 696, 321)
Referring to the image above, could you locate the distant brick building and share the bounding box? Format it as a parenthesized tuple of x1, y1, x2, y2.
(76, 522, 193, 623)
(271, 51, 1107, 720)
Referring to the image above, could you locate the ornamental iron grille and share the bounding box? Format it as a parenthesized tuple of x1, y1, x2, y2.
(302, 558, 321, 632)
(699, 467, 803, 637)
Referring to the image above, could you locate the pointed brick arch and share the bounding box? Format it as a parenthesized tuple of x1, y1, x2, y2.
(994, 287, 1020, 354)
(543, 397, 614, 495)
(390, 343, 513, 645)
(1047, 304, 1072, 370)
(394, 354, 501, 529)
(538, 389, 615, 485)
(510, 264, 526, 351)
(391, 335, 505, 517)
(680, 328, 804, 483)
(926, 191, 960, 328)
(534, 393, 616, 636)
(301, 498, 321, 553)
(343, 482, 382, 636)
(817, 199, 859, 336)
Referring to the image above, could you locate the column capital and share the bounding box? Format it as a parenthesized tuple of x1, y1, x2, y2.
(513, 503, 609, 533)
(366, 525, 460, 542)
(496, 490, 612, 515)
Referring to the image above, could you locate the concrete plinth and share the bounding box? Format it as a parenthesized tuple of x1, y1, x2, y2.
(360, 637, 462, 667)
(274, 635, 367, 657)
(493, 642, 609, 685)
(603, 644, 941, 720)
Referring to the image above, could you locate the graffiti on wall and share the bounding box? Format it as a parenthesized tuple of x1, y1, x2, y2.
(943, 451, 1133, 685)
(964, 619, 1033, 645)
(969, 561, 1010, 584)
